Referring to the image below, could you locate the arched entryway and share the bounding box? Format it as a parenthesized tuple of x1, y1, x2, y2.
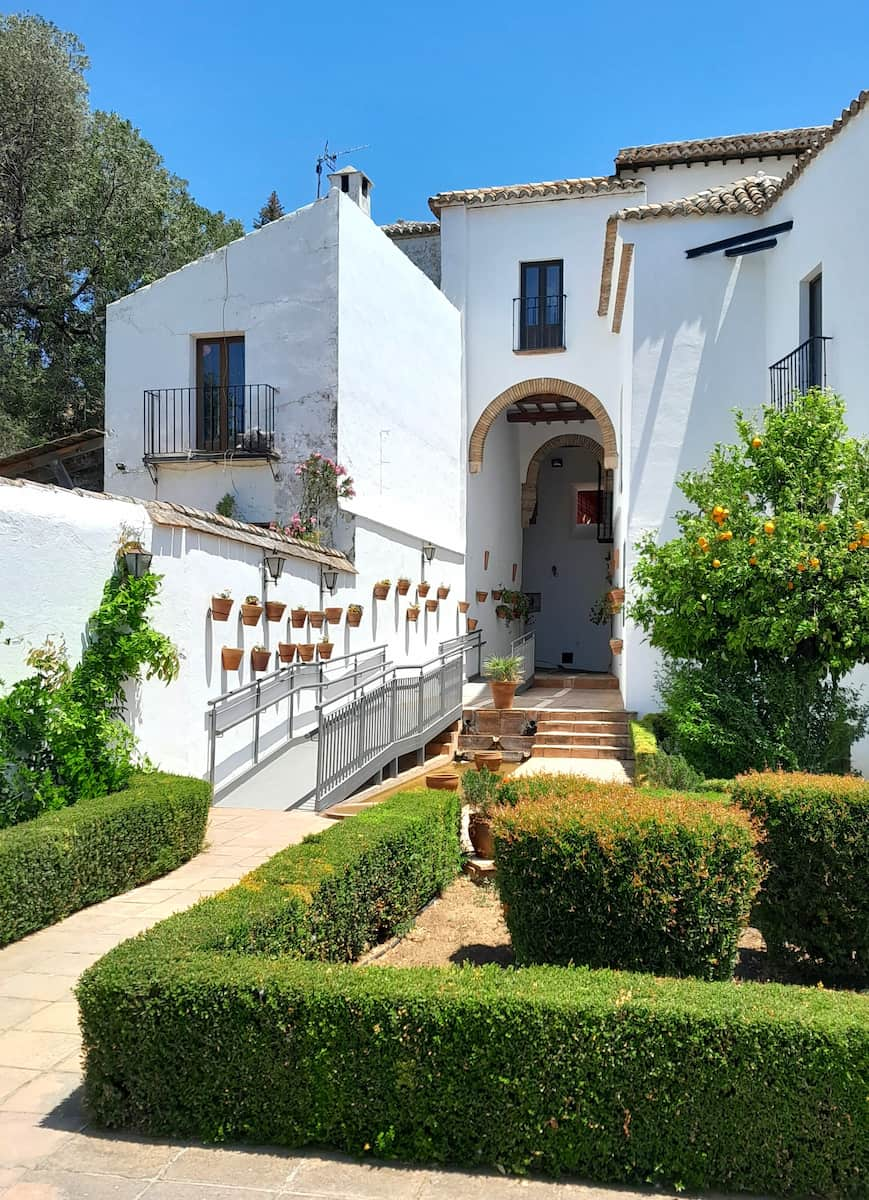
(521, 433, 605, 527)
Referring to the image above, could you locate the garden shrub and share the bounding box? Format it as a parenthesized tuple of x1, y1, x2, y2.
(629, 719, 703, 790)
(735, 771, 869, 985)
(494, 783, 762, 979)
(0, 772, 209, 945)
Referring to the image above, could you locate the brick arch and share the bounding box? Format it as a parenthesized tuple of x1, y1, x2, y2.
(468, 377, 618, 475)
(521, 433, 605, 528)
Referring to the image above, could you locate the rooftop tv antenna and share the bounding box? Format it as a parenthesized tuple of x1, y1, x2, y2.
(316, 141, 370, 197)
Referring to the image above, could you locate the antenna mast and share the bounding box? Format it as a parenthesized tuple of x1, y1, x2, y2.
(315, 141, 370, 197)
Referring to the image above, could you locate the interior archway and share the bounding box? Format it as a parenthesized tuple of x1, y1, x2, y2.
(521, 433, 605, 527)
(468, 377, 617, 474)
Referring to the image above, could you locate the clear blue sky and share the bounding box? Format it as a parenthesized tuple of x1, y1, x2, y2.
(27, 1, 869, 229)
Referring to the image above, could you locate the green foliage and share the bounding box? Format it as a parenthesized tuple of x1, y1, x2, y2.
(0, 772, 209, 945)
(253, 190, 284, 228)
(495, 589, 530, 623)
(79, 948, 867, 1197)
(630, 719, 704, 791)
(734, 772, 869, 985)
(0, 563, 179, 827)
(460, 767, 501, 815)
(483, 654, 523, 682)
(494, 782, 762, 980)
(215, 492, 236, 518)
(0, 14, 243, 446)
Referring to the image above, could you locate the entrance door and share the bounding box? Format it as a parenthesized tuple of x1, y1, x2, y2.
(196, 336, 245, 451)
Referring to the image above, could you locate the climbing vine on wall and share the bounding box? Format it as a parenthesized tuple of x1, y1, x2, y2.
(0, 551, 179, 829)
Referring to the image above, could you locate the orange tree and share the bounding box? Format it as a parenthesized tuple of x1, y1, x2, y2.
(632, 390, 869, 774)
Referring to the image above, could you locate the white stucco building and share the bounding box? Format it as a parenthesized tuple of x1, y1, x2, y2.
(102, 92, 869, 772)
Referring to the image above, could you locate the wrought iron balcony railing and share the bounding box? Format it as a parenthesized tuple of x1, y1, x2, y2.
(143, 385, 277, 459)
(768, 337, 831, 410)
(513, 294, 566, 351)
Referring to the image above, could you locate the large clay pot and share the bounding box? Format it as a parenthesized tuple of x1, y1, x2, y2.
(250, 648, 272, 672)
(277, 642, 297, 663)
(211, 596, 233, 621)
(265, 601, 286, 622)
(221, 646, 243, 671)
(297, 643, 315, 663)
(489, 681, 518, 710)
(325, 607, 343, 625)
(468, 812, 494, 859)
(474, 750, 503, 771)
(427, 774, 459, 791)
(241, 602, 263, 626)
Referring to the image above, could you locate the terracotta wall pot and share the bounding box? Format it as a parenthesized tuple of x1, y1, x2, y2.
(265, 601, 286, 622)
(468, 812, 495, 859)
(425, 598, 438, 613)
(318, 643, 334, 661)
(221, 646, 244, 671)
(290, 610, 307, 629)
(277, 642, 297, 663)
(406, 607, 420, 623)
(458, 600, 470, 613)
(489, 680, 518, 710)
(325, 607, 343, 625)
(467, 618, 478, 631)
(607, 587, 625, 611)
(609, 638, 624, 655)
(240, 603, 263, 626)
(347, 609, 362, 627)
(297, 644, 315, 662)
(250, 648, 272, 672)
(475, 590, 488, 603)
(427, 774, 459, 791)
(495, 605, 510, 620)
(437, 586, 450, 600)
(416, 582, 431, 597)
(308, 611, 325, 629)
(210, 597, 233, 621)
(492, 590, 503, 601)
(373, 583, 390, 600)
(474, 750, 503, 771)
(396, 579, 411, 596)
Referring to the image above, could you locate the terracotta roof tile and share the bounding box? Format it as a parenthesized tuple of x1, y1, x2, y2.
(381, 220, 440, 237)
(428, 175, 643, 216)
(615, 127, 829, 170)
(616, 173, 782, 222)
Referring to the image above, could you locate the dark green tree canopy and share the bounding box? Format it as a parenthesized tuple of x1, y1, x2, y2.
(0, 14, 244, 453)
(254, 190, 285, 228)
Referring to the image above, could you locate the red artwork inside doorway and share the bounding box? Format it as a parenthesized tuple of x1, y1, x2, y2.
(576, 489, 600, 526)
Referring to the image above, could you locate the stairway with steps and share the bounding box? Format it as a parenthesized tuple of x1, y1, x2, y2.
(532, 673, 620, 691)
(530, 710, 634, 762)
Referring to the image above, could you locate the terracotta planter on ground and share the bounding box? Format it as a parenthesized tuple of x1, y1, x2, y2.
(373, 583, 390, 600)
(241, 602, 263, 626)
(277, 642, 297, 663)
(489, 681, 518, 710)
(265, 601, 286, 622)
(609, 637, 624, 655)
(250, 648, 272, 672)
(437, 586, 450, 600)
(318, 642, 334, 661)
(416, 581, 431, 598)
(475, 590, 488, 603)
(397, 579, 411, 596)
(468, 812, 495, 859)
(297, 643, 315, 663)
(425, 598, 438, 613)
(308, 611, 325, 629)
(467, 618, 479, 631)
(474, 750, 503, 771)
(427, 774, 459, 791)
(290, 609, 307, 629)
(406, 606, 420, 623)
(325, 607, 343, 625)
(458, 600, 470, 613)
(347, 607, 363, 627)
(210, 596, 233, 621)
(221, 646, 244, 671)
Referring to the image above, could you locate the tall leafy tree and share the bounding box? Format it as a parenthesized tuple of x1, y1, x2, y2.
(253, 190, 285, 228)
(0, 14, 244, 452)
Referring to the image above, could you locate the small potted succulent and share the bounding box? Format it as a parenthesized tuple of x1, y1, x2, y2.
(475, 590, 488, 603)
(318, 635, 334, 661)
(458, 599, 470, 613)
(277, 642, 297, 663)
(241, 595, 263, 626)
(417, 581, 431, 598)
(265, 599, 286, 622)
(347, 603, 363, 627)
(484, 654, 523, 710)
(308, 610, 325, 630)
(221, 646, 244, 671)
(467, 617, 479, 631)
(396, 577, 411, 596)
(436, 583, 450, 600)
(290, 606, 307, 629)
(324, 605, 343, 625)
(297, 642, 315, 663)
(250, 645, 271, 672)
(425, 598, 438, 613)
(211, 590, 233, 621)
(373, 579, 391, 600)
(406, 603, 421, 623)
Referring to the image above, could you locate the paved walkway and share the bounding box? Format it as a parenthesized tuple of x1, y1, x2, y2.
(1, 807, 693, 1200)
(514, 756, 631, 784)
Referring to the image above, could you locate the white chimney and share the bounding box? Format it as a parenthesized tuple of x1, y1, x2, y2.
(327, 165, 373, 218)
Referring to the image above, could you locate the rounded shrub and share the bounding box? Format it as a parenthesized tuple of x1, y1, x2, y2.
(494, 782, 762, 979)
(734, 771, 869, 985)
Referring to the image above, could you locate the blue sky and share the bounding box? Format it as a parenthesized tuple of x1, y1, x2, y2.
(28, 2, 869, 229)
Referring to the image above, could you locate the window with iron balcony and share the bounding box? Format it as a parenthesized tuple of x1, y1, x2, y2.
(514, 260, 565, 352)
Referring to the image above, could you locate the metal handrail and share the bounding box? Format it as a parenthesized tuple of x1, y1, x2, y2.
(511, 630, 536, 687)
(439, 628, 484, 679)
(315, 644, 466, 713)
(206, 644, 389, 709)
(768, 336, 831, 409)
(144, 384, 277, 458)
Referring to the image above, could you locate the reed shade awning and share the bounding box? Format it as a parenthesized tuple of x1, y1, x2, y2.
(506, 396, 594, 424)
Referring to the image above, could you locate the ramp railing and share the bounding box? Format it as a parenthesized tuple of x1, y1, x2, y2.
(511, 630, 536, 690)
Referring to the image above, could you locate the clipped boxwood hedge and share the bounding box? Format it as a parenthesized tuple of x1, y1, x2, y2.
(494, 783, 762, 979)
(78, 785, 868, 1197)
(0, 771, 210, 946)
(735, 771, 869, 985)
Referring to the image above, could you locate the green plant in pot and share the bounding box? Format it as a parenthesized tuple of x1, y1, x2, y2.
(484, 654, 523, 710)
(462, 767, 502, 858)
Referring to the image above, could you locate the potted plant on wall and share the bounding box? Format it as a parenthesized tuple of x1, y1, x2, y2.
(265, 599, 286, 622)
(318, 634, 334, 660)
(437, 583, 450, 600)
(606, 586, 625, 613)
(373, 579, 391, 600)
(484, 654, 524, 710)
(396, 577, 411, 596)
(221, 646, 244, 671)
(211, 590, 233, 621)
(492, 588, 503, 602)
(250, 645, 271, 672)
(297, 642, 315, 662)
(277, 642, 297, 663)
(290, 606, 307, 629)
(425, 597, 438, 613)
(496, 589, 531, 626)
(347, 604, 363, 627)
(325, 605, 343, 625)
(609, 637, 624, 655)
(406, 603, 421, 623)
(589, 592, 619, 627)
(308, 609, 325, 629)
(467, 617, 479, 631)
(475, 589, 488, 603)
(241, 595, 263, 625)
(458, 599, 470, 614)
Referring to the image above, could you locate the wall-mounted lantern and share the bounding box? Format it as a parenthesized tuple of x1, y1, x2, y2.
(124, 548, 153, 578)
(263, 554, 285, 583)
(321, 567, 339, 595)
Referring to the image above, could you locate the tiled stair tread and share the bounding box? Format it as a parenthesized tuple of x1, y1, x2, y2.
(531, 746, 635, 760)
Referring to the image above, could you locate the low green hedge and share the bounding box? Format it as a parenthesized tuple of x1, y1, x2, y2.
(0, 772, 210, 946)
(494, 783, 762, 979)
(630, 719, 703, 790)
(735, 772, 869, 985)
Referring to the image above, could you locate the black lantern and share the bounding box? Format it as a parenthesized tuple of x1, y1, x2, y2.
(124, 549, 153, 578)
(263, 554, 285, 583)
(422, 541, 436, 563)
(322, 567, 339, 594)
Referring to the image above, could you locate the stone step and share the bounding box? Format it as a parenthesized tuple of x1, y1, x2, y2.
(530, 744, 634, 761)
(533, 674, 620, 690)
(533, 731, 631, 748)
(534, 719, 631, 734)
(533, 709, 634, 724)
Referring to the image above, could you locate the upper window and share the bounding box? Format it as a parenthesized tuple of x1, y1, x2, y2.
(196, 336, 245, 452)
(516, 260, 564, 351)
